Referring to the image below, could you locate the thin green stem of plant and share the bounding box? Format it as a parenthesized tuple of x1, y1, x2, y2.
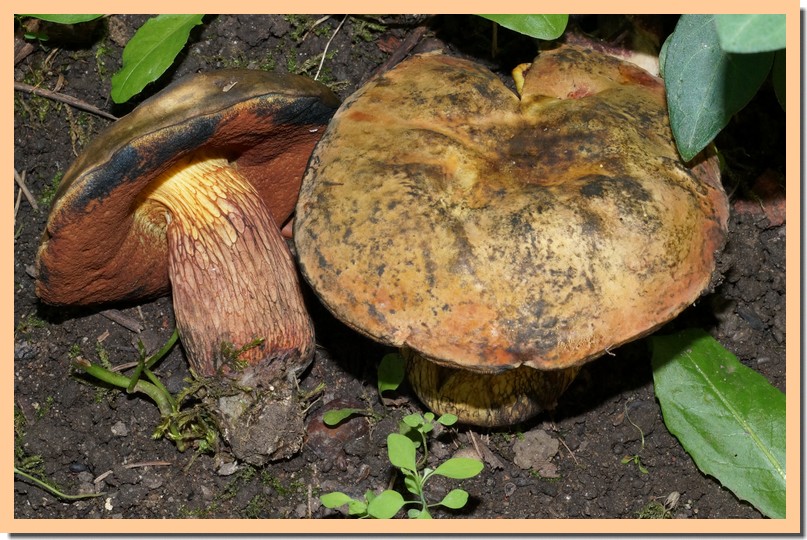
(416, 430, 429, 469)
(14, 467, 104, 500)
(73, 358, 184, 446)
(145, 327, 179, 369)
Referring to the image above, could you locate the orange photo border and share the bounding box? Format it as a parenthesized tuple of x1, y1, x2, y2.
(3, 1, 801, 535)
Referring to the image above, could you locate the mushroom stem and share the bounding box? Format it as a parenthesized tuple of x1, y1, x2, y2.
(404, 348, 581, 427)
(145, 155, 314, 387)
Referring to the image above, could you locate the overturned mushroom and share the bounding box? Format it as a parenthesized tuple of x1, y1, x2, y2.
(294, 46, 728, 427)
(36, 69, 340, 462)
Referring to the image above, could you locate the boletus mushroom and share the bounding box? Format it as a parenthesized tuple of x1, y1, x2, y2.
(35, 69, 340, 462)
(294, 46, 729, 427)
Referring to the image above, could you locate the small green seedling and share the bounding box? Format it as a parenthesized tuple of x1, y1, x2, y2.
(321, 352, 406, 427)
(399, 411, 457, 468)
(321, 412, 483, 519)
(620, 402, 648, 474)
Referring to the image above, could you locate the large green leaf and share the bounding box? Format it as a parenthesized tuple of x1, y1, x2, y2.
(651, 329, 786, 519)
(110, 14, 204, 103)
(478, 15, 568, 40)
(715, 14, 786, 53)
(663, 14, 773, 161)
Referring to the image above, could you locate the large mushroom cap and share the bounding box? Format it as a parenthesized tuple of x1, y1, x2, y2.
(295, 46, 728, 377)
(36, 68, 340, 306)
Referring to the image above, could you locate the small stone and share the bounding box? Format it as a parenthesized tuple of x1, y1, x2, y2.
(218, 461, 239, 476)
(110, 421, 129, 437)
(69, 462, 89, 473)
(512, 429, 560, 477)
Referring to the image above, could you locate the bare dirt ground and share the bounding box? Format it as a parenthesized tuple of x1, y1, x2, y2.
(13, 14, 785, 521)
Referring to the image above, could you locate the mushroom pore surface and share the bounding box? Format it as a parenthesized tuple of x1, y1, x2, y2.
(294, 46, 728, 426)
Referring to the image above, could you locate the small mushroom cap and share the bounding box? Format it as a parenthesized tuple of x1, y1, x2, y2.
(295, 46, 729, 374)
(36, 69, 339, 305)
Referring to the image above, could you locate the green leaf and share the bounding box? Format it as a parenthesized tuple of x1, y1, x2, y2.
(366, 489, 405, 519)
(347, 499, 368, 516)
(21, 14, 103, 24)
(772, 50, 786, 111)
(651, 329, 786, 519)
(403, 474, 420, 496)
(402, 413, 423, 428)
(438, 488, 470, 509)
(320, 491, 356, 509)
(110, 14, 204, 103)
(322, 408, 362, 426)
(663, 14, 774, 160)
(715, 14, 786, 53)
(378, 353, 405, 395)
(431, 457, 484, 480)
(438, 413, 458, 427)
(478, 14, 568, 40)
(387, 433, 418, 472)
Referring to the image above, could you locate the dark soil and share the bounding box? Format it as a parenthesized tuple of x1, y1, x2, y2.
(13, 14, 786, 521)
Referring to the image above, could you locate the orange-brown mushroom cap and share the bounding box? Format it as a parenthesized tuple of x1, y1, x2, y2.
(294, 46, 729, 378)
(36, 69, 340, 306)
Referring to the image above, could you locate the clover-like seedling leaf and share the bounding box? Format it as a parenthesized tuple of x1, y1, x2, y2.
(366, 489, 406, 519)
(431, 457, 484, 480)
(438, 413, 458, 427)
(402, 413, 423, 429)
(387, 433, 418, 473)
(320, 491, 358, 510)
(439, 488, 470, 509)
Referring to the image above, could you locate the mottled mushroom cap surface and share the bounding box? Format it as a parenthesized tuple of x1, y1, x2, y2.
(36, 69, 339, 305)
(294, 46, 729, 373)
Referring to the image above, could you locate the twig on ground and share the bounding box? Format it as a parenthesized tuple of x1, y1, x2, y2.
(14, 81, 118, 121)
(123, 460, 172, 469)
(14, 188, 23, 221)
(558, 436, 580, 465)
(315, 15, 348, 81)
(100, 309, 144, 333)
(13, 168, 39, 212)
(301, 15, 332, 42)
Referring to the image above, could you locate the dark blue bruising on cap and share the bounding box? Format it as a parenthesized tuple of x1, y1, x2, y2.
(67, 114, 221, 212)
(66, 94, 336, 213)
(254, 95, 338, 126)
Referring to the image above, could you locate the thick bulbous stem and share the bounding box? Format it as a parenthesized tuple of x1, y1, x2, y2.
(404, 348, 580, 427)
(146, 155, 315, 387)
